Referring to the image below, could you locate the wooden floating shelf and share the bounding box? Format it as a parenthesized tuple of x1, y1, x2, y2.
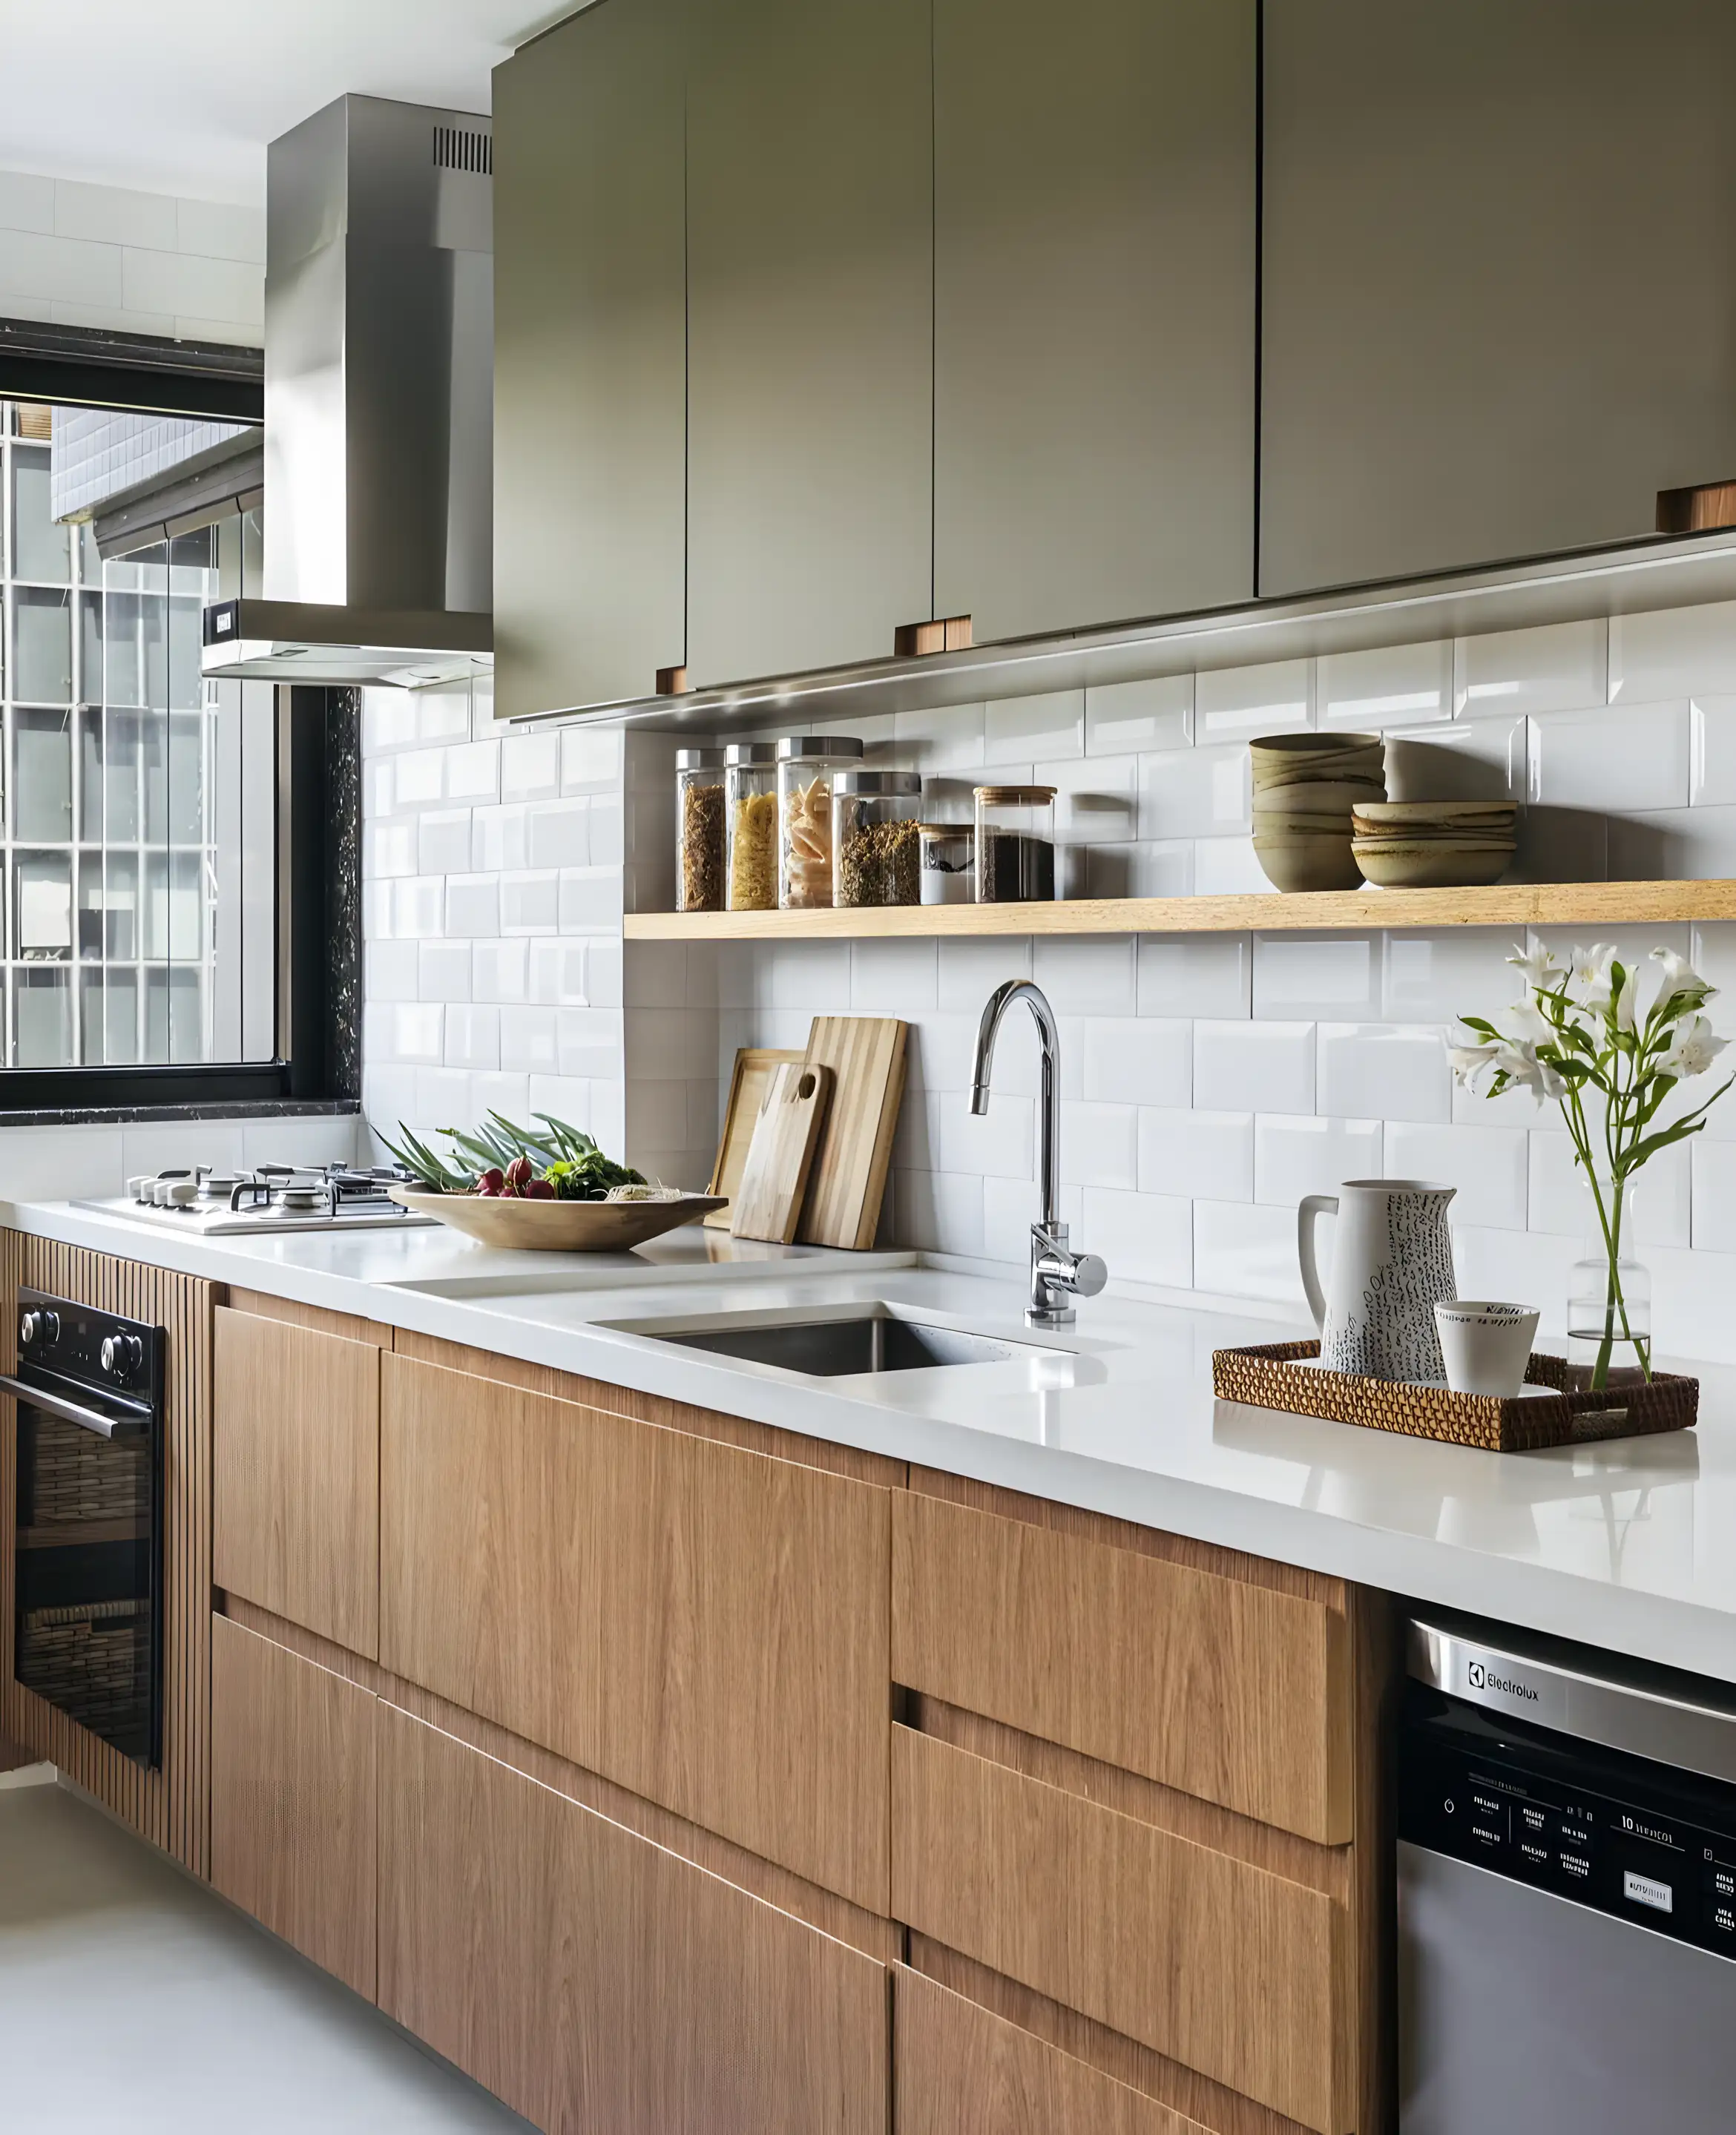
(625, 880, 1736, 941)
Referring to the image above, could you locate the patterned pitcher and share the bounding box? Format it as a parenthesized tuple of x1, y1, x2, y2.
(1298, 1179, 1458, 1382)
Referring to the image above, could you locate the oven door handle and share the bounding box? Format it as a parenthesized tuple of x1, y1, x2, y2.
(0, 1372, 151, 1441)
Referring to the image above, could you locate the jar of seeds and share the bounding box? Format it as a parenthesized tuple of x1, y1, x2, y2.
(776, 736, 864, 909)
(675, 747, 726, 912)
(832, 771, 923, 907)
(724, 742, 778, 912)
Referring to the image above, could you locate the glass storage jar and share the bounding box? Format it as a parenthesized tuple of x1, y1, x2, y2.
(832, 772, 923, 907)
(918, 822, 975, 905)
(724, 743, 778, 912)
(675, 747, 726, 913)
(975, 785, 1057, 902)
(777, 736, 864, 909)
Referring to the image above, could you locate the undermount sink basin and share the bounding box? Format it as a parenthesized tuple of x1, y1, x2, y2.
(626, 1304, 1066, 1378)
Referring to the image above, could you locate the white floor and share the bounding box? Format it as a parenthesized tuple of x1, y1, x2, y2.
(0, 1772, 533, 2132)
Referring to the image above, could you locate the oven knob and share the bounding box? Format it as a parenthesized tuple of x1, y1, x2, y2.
(100, 1335, 143, 1380)
(21, 1310, 59, 1347)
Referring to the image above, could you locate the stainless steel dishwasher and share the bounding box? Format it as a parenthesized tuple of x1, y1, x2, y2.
(1401, 1611, 1736, 2134)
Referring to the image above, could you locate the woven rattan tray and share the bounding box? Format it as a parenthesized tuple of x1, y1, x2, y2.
(1212, 1339, 1698, 1453)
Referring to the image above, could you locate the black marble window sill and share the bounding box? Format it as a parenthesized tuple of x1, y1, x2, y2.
(0, 1099, 361, 1129)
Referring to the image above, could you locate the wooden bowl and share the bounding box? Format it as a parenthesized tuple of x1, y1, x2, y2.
(387, 1185, 728, 1251)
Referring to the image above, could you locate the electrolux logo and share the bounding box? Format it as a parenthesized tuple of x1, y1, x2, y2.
(1467, 1657, 1539, 1703)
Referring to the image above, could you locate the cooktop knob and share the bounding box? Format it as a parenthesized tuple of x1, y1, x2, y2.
(21, 1310, 59, 1347)
(100, 1334, 143, 1379)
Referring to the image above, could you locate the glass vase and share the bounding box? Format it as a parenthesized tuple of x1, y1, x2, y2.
(1566, 1174, 1652, 1388)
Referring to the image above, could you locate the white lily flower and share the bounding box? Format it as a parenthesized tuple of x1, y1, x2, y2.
(1614, 965, 1638, 1035)
(1496, 997, 1553, 1045)
(1568, 942, 1618, 1010)
(1447, 1042, 1500, 1090)
(1507, 942, 1565, 989)
(1658, 1015, 1731, 1081)
(1652, 946, 1717, 1002)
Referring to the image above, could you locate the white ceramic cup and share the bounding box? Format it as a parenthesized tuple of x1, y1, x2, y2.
(1433, 1300, 1539, 1398)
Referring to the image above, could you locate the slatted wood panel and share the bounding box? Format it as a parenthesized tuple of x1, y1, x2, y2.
(892, 1726, 1349, 2134)
(378, 1701, 891, 2134)
(893, 1490, 1352, 1843)
(0, 1234, 213, 1875)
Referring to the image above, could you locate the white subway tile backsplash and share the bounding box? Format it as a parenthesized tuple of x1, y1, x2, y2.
(1031, 935, 1136, 1016)
(1138, 1108, 1252, 1202)
(1194, 1022, 1315, 1115)
(1450, 1226, 1579, 1335)
(1692, 1139, 1736, 1251)
(851, 939, 939, 1013)
(1459, 619, 1607, 717)
(1192, 838, 1272, 895)
(444, 1003, 500, 1071)
(1059, 1101, 1138, 1189)
(1254, 1115, 1382, 1207)
(527, 939, 592, 1007)
(527, 800, 591, 869)
(1252, 933, 1379, 1022)
(471, 805, 528, 873)
(561, 726, 622, 793)
(502, 730, 562, 802)
(367, 820, 416, 878)
(1384, 929, 1523, 1027)
(939, 1093, 1035, 1181)
(444, 875, 500, 938)
(901, 1168, 986, 1258)
(1382, 714, 1526, 804)
(499, 1006, 559, 1075)
(984, 689, 1084, 762)
(1528, 701, 1691, 812)
(557, 1008, 623, 1079)
(1384, 1121, 1528, 1229)
(559, 866, 623, 932)
(937, 935, 1032, 1004)
(1611, 602, 1736, 704)
(1318, 1023, 1450, 1123)
(1039, 754, 1138, 846)
(445, 740, 500, 802)
(366, 938, 418, 1002)
(1192, 1200, 1305, 1306)
(1140, 743, 1250, 840)
(1194, 659, 1312, 739)
(416, 808, 473, 876)
(472, 938, 528, 1004)
(1085, 674, 1192, 755)
(1319, 641, 1452, 729)
(1083, 841, 1195, 898)
(1691, 697, 1736, 806)
(366, 1001, 443, 1067)
(1080, 1188, 1191, 1288)
(767, 941, 851, 1010)
(1137, 932, 1250, 1019)
(418, 940, 471, 1005)
(1079, 1017, 1191, 1106)
(498, 871, 559, 935)
(1607, 805, 1736, 884)
(391, 749, 446, 808)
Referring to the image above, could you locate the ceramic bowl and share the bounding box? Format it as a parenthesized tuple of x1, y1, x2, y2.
(1255, 780, 1388, 818)
(1249, 733, 1385, 792)
(1252, 832, 1364, 892)
(1351, 800, 1518, 829)
(1351, 840, 1515, 889)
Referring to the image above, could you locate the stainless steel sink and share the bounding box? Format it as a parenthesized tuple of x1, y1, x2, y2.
(632, 1305, 1065, 1377)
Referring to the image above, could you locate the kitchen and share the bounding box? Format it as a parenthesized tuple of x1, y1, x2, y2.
(5, 4, 1736, 2133)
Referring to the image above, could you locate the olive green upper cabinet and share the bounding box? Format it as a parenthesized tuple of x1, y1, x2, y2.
(933, 0, 1257, 643)
(685, 0, 933, 688)
(1260, 1, 1736, 598)
(492, 0, 687, 717)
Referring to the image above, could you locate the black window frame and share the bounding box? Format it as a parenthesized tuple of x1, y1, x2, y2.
(0, 318, 354, 1119)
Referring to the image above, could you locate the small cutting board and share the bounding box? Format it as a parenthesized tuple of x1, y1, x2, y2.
(797, 1016, 908, 1250)
(731, 1063, 834, 1243)
(705, 1046, 804, 1230)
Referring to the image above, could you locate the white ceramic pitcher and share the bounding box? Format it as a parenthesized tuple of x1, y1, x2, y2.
(1298, 1179, 1458, 1381)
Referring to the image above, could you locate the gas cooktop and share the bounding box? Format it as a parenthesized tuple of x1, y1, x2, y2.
(74, 1163, 438, 1236)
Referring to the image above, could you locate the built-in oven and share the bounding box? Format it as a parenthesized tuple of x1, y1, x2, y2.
(5, 1286, 164, 1768)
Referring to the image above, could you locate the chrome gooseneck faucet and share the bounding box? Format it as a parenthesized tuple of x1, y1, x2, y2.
(970, 981, 1108, 1327)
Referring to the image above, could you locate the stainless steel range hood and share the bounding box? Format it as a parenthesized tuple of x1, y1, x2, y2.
(203, 93, 493, 689)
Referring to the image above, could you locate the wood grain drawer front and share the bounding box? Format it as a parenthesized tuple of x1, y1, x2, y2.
(895, 1967, 1210, 2135)
(378, 1353, 891, 1910)
(214, 1306, 381, 1657)
(892, 1728, 1347, 2135)
(378, 1702, 890, 2134)
(892, 1491, 1351, 1843)
(210, 1615, 378, 2001)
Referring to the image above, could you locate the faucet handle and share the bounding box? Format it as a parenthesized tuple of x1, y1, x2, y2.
(1062, 1251, 1108, 1300)
(1035, 1234, 1107, 1299)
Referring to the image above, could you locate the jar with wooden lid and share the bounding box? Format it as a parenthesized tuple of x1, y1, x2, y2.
(777, 736, 864, 909)
(975, 784, 1057, 903)
(832, 771, 923, 907)
(918, 822, 975, 904)
(724, 743, 777, 911)
(675, 748, 726, 912)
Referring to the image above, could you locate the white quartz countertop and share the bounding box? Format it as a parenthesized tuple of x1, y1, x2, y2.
(9, 1197, 1736, 1686)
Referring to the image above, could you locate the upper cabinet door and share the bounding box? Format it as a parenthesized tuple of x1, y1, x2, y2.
(686, 0, 933, 688)
(933, 0, 1257, 642)
(492, 0, 687, 717)
(1261, 2, 1736, 598)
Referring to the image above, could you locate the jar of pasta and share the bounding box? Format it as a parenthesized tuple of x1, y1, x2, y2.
(674, 747, 726, 912)
(776, 736, 864, 909)
(724, 743, 778, 911)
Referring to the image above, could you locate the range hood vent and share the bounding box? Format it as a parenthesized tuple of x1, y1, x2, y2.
(204, 93, 493, 690)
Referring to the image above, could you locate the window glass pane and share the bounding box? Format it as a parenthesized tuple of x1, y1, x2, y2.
(76, 850, 104, 961)
(14, 708, 71, 841)
(77, 706, 102, 843)
(105, 965, 139, 1065)
(105, 710, 142, 843)
(79, 591, 102, 702)
(14, 967, 70, 1066)
(12, 447, 69, 583)
(13, 588, 72, 703)
(15, 850, 72, 959)
(104, 852, 138, 959)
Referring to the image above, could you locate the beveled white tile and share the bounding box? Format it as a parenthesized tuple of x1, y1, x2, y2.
(901, 1168, 985, 1258)
(470, 806, 527, 873)
(850, 938, 939, 1013)
(1137, 1108, 1252, 1202)
(1318, 1023, 1449, 1122)
(1080, 1187, 1192, 1288)
(1508, 805, 1607, 886)
(766, 941, 851, 1010)
(1192, 837, 1271, 895)
(1036, 754, 1137, 845)
(1059, 1100, 1138, 1189)
(501, 729, 562, 803)
(527, 800, 591, 869)
(1085, 674, 1193, 755)
(1608, 805, 1736, 884)
(557, 1006, 623, 1079)
(1137, 932, 1251, 1019)
(1384, 1121, 1528, 1229)
(1194, 659, 1312, 740)
(1382, 715, 1525, 803)
(561, 726, 622, 794)
(1693, 1139, 1736, 1251)
(365, 938, 419, 1003)
(1079, 1016, 1191, 1106)
(497, 870, 558, 935)
(366, 820, 416, 878)
(1083, 841, 1195, 899)
(528, 940, 594, 1007)
(364, 1001, 443, 1067)
(1319, 640, 1452, 729)
(444, 740, 499, 803)
(939, 1093, 1035, 1181)
(443, 875, 499, 938)
(1252, 933, 1379, 1022)
(937, 935, 1032, 1003)
(1031, 935, 1136, 1016)
(415, 808, 471, 876)
(443, 1002, 499, 1071)
(472, 938, 528, 1004)
(984, 689, 1083, 763)
(499, 1005, 559, 1074)
(1383, 930, 1525, 1027)
(1689, 691, 1736, 809)
(417, 940, 470, 1005)
(1139, 743, 1249, 839)
(1194, 1021, 1315, 1115)
(1611, 601, 1736, 703)
(1191, 1200, 1305, 1305)
(1528, 701, 1690, 811)
(558, 866, 622, 932)
(1254, 1114, 1382, 1206)
(1458, 619, 1607, 717)
(1450, 1226, 1579, 1336)
(895, 703, 984, 773)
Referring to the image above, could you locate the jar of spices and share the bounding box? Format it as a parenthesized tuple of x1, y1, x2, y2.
(975, 784, 1057, 903)
(675, 747, 726, 912)
(777, 736, 864, 909)
(832, 771, 923, 907)
(918, 821, 975, 905)
(724, 743, 778, 911)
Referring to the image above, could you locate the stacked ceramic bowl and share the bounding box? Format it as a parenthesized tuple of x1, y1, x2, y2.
(1249, 732, 1385, 892)
(1350, 800, 1518, 888)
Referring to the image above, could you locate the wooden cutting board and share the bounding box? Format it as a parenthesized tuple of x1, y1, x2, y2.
(730, 1064, 834, 1243)
(705, 1047, 804, 1230)
(797, 1016, 908, 1250)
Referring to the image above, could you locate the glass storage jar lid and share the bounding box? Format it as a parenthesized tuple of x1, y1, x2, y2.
(973, 783, 1057, 806)
(776, 736, 864, 760)
(675, 746, 726, 771)
(723, 742, 776, 766)
(834, 770, 921, 797)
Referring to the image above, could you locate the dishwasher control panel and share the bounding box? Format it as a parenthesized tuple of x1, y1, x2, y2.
(1403, 1686, 1736, 1961)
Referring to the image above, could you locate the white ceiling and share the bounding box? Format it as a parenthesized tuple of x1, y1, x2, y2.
(1, 0, 579, 205)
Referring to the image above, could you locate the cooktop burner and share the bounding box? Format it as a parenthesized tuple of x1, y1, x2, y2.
(74, 1162, 438, 1235)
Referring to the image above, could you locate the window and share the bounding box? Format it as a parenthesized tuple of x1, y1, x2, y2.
(0, 397, 277, 1085)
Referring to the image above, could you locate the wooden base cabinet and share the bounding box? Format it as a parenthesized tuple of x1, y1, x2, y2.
(378, 1702, 890, 2135)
